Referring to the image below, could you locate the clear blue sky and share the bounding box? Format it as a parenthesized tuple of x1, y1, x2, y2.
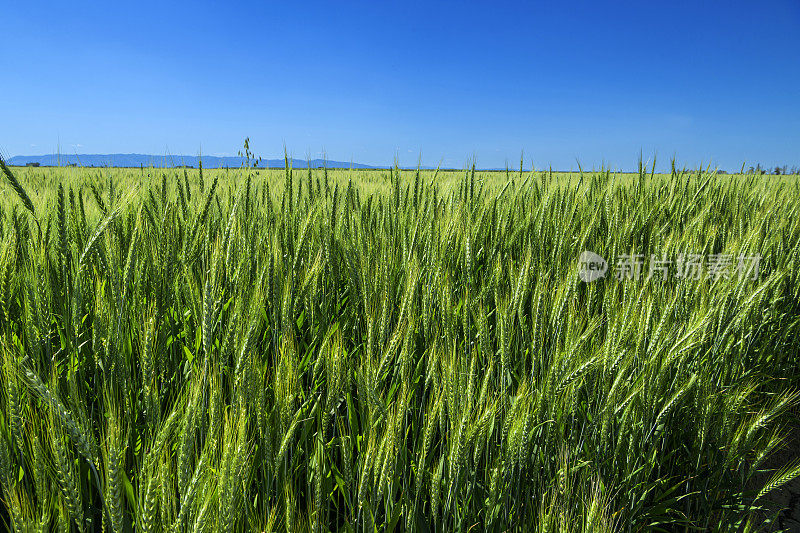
(2, 0, 798, 170)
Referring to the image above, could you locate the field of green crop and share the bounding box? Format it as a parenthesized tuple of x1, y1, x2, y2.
(1, 158, 799, 531)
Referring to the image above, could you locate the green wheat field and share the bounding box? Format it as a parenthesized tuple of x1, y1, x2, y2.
(1, 158, 799, 532)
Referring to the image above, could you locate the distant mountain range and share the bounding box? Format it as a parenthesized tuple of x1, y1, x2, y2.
(7, 154, 381, 169)
(5, 153, 574, 172)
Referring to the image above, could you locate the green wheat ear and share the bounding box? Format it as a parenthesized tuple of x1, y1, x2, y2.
(0, 155, 39, 225)
(756, 459, 800, 503)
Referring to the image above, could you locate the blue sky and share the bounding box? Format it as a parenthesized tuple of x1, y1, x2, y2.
(1, 0, 798, 170)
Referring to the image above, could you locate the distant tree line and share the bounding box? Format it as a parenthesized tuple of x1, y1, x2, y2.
(746, 163, 799, 175)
